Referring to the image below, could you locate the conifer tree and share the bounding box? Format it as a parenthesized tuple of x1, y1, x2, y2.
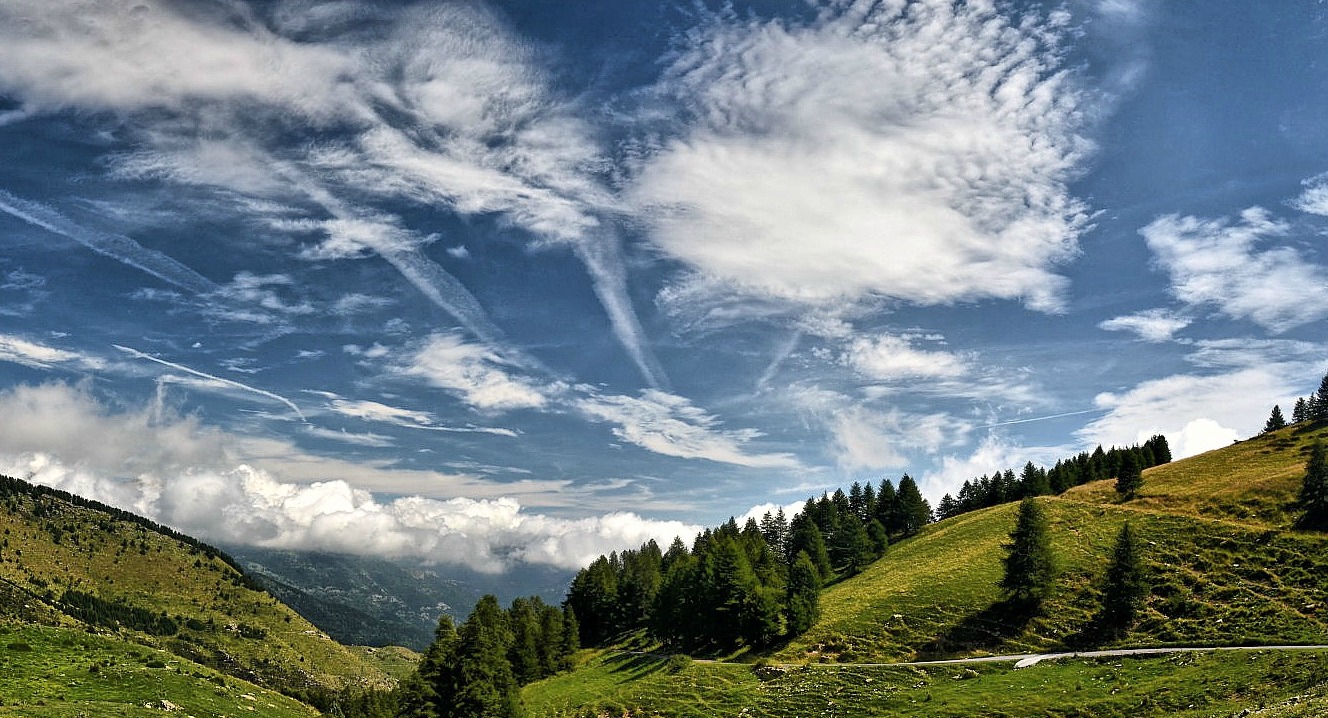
(785, 551, 821, 635)
(559, 606, 580, 672)
(1299, 442, 1328, 527)
(1313, 373, 1328, 422)
(787, 515, 833, 580)
(1115, 450, 1142, 500)
(1294, 397, 1309, 424)
(1000, 498, 1056, 606)
(1098, 522, 1146, 632)
(895, 475, 932, 536)
(451, 595, 523, 718)
(1145, 435, 1171, 465)
(1264, 405, 1288, 433)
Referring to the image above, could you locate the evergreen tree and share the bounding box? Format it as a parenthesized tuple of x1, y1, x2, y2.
(537, 603, 565, 677)
(787, 515, 833, 580)
(895, 475, 932, 536)
(1098, 522, 1147, 632)
(450, 595, 523, 718)
(785, 551, 821, 635)
(867, 519, 889, 556)
(833, 514, 875, 576)
(1299, 442, 1328, 527)
(559, 606, 579, 671)
(1264, 405, 1288, 433)
(1145, 435, 1171, 465)
(1115, 450, 1142, 500)
(505, 598, 542, 685)
(1313, 373, 1328, 422)
(1000, 498, 1056, 606)
(1294, 397, 1309, 424)
(1020, 461, 1051, 497)
(875, 480, 900, 535)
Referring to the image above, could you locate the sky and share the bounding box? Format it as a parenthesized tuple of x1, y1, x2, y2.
(0, 0, 1326, 574)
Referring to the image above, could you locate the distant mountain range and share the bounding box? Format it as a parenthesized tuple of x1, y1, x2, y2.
(227, 546, 574, 651)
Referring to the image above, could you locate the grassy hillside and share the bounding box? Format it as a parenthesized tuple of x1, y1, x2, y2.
(0, 623, 319, 717)
(526, 422, 1328, 716)
(0, 476, 392, 700)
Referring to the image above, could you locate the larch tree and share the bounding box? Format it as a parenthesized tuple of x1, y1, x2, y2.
(1000, 498, 1057, 606)
(1115, 450, 1142, 500)
(1098, 522, 1147, 633)
(1264, 405, 1288, 433)
(1299, 442, 1328, 528)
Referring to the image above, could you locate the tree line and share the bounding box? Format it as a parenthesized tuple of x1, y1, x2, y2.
(566, 475, 933, 651)
(935, 435, 1172, 520)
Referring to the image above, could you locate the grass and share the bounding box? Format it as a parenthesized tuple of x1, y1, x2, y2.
(528, 422, 1328, 716)
(524, 647, 1328, 717)
(0, 491, 392, 695)
(0, 623, 318, 717)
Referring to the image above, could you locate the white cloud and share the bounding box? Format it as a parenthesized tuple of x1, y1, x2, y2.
(632, 1, 1094, 311)
(304, 426, 395, 448)
(1141, 207, 1328, 332)
(574, 389, 800, 469)
(0, 382, 699, 572)
(0, 334, 102, 370)
(1291, 172, 1328, 216)
(844, 334, 969, 382)
(830, 406, 969, 472)
(331, 293, 392, 315)
(404, 333, 550, 412)
(1078, 368, 1303, 459)
(921, 434, 1071, 503)
(0, 0, 665, 387)
(330, 398, 433, 426)
(1098, 308, 1191, 342)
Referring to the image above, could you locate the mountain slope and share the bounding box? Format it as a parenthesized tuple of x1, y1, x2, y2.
(525, 422, 1328, 716)
(0, 474, 391, 701)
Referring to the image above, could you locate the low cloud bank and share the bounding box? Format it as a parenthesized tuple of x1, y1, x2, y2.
(0, 383, 698, 573)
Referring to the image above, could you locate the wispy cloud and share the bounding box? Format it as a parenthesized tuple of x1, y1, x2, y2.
(0, 334, 103, 370)
(631, 1, 1095, 312)
(0, 0, 666, 386)
(0, 190, 216, 294)
(323, 395, 519, 438)
(843, 334, 969, 382)
(115, 344, 306, 421)
(1141, 207, 1328, 332)
(573, 389, 801, 469)
(1099, 308, 1191, 342)
(1291, 172, 1328, 216)
(403, 333, 551, 412)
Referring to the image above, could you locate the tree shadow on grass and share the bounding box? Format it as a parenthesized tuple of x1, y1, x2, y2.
(916, 598, 1040, 660)
(602, 652, 667, 680)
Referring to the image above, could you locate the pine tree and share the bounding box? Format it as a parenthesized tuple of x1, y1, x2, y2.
(1314, 373, 1328, 422)
(559, 606, 580, 671)
(1143, 435, 1171, 465)
(785, 551, 821, 635)
(787, 515, 833, 580)
(1098, 522, 1147, 632)
(1115, 450, 1142, 500)
(450, 595, 523, 718)
(895, 475, 932, 536)
(1000, 498, 1056, 606)
(1299, 442, 1328, 527)
(1264, 405, 1288, 433)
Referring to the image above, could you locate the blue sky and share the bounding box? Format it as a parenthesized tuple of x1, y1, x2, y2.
(0, 0, 1326, 572)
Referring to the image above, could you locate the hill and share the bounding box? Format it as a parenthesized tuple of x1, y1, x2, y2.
(524, 422, 1328, 716)
(0, 474, 392, 707)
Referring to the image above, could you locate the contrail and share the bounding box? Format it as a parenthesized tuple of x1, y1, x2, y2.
(575, 236, 670, 390)
(0, 190, 216, 294)
(115, 345, 306, 421)
(978, 408, 1107, 430)
(377, 247, 508, 350)
(756, 331, 802, 391)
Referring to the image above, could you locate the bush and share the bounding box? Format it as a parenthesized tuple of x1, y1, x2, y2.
(665, 654, 691, 674)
